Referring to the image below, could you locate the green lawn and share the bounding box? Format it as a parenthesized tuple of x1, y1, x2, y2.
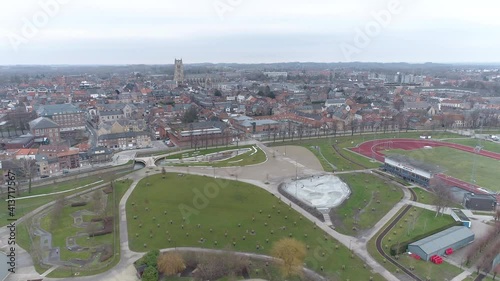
(0, 170, 133, 227)
(268, 131, 462, 171)
(412, 187, 440, 205)
(126, 173, 384, 281)
(368, 206, 462, 281)
(387, 147, 500, 192)
(329, 173, 404, 236)
(446, 138, 500, 153)
(381, 207, 455, 250)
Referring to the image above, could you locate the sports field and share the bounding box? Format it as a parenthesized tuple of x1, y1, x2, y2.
(387, 147, 500, 192)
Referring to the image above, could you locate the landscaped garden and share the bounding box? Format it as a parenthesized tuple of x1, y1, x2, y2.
(157, 145, 266, 168)
(126, 173, 385, 280)
(17, 179, 133, 278)
(329, 172, 404, 236)
(1, 169, 133, 227)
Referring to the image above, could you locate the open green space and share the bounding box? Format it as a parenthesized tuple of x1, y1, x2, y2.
(268, 131, 462, 171)
(160, 145, 266, 168)
(412, 187, 440, 205)
(17, 179, 133, 278)
(0, 169, 133, 227)
(411, 187, 463, 208)
(368, 206, 462, 281)
(446, 138, 500, 153)
(381, 207, 455, 250)
(126, 173, 384, 281)
(329, 173, 404, 236)
(387, 146, 500, 192)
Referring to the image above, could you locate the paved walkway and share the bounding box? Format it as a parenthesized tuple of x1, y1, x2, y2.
(2, 142, 439, 281)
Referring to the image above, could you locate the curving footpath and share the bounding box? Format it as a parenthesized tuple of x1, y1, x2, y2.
(5, 142, 405, 281)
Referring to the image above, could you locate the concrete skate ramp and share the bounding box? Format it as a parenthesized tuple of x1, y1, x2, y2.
(283, 175, 350, 210)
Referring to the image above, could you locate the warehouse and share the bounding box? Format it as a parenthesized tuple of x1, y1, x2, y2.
(383, 155, 441, 187)
(408, 226, 475, 261)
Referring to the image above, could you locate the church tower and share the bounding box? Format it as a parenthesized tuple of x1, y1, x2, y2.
(174, 58, 184, 85)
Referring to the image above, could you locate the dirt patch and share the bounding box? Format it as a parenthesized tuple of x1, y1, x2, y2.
(273, 145, 324, 171)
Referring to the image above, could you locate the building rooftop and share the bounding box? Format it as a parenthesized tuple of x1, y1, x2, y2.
(36, 104, 83, 116)
(29, 117, 60, 130)
(409, 226, 474, 254)
(98, 131, 149, 140)
(385, 154, 443, 174)
(240, 119, 279, 127)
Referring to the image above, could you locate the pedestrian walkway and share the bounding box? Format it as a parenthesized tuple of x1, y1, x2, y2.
(40, 265, 59, 277)
(450, 268, 473, 281)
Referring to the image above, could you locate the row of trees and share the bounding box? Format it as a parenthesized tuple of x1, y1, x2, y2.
(465, 223, 500, 277)
(138, 238, 309, 280)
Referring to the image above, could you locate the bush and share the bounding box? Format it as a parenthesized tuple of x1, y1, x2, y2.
(71, 202, 87, 207)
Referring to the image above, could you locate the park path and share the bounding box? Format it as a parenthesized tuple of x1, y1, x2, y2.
(5, 142, 405, 281)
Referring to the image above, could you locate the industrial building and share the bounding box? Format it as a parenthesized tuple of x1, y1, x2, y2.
(383, 155, 441, 187)
(463, 193, 497, 211)
(407, 226, 475, 261)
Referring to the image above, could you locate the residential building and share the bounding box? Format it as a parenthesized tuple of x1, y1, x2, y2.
(98, 131, 151, 149)
(36, 104, 86, 131)
(29, 117, 61, 143)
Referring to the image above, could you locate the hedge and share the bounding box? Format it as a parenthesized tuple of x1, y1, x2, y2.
(389, 221, 462, 256)
(71, 202, 87, 207)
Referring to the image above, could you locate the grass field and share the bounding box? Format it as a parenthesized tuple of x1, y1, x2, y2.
(412, 187, 440, 205)
(329, 173, 403, 236)
(368, 207, 462, 281)
(126, 173, 384, 281)
(267, 131, 462, 171)
(446, 138, 500, 153)
(387, 147, 500, 192)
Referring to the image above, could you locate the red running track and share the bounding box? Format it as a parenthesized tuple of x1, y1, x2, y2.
(351, 138, 500, 162)
(351, 138, 500, 200)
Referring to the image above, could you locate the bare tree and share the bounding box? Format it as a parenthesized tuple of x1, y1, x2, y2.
(430, 179, 454, 217)
(19, 158, 37, 194)
(271, 238, 307, 278)
(493, 264, 499, 280)
(50, 196, 66, 231)
(91, 190, 105, 218)
(157, 251, 186, 276)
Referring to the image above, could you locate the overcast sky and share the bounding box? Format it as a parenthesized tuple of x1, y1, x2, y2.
(1, 0, 499, 65)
